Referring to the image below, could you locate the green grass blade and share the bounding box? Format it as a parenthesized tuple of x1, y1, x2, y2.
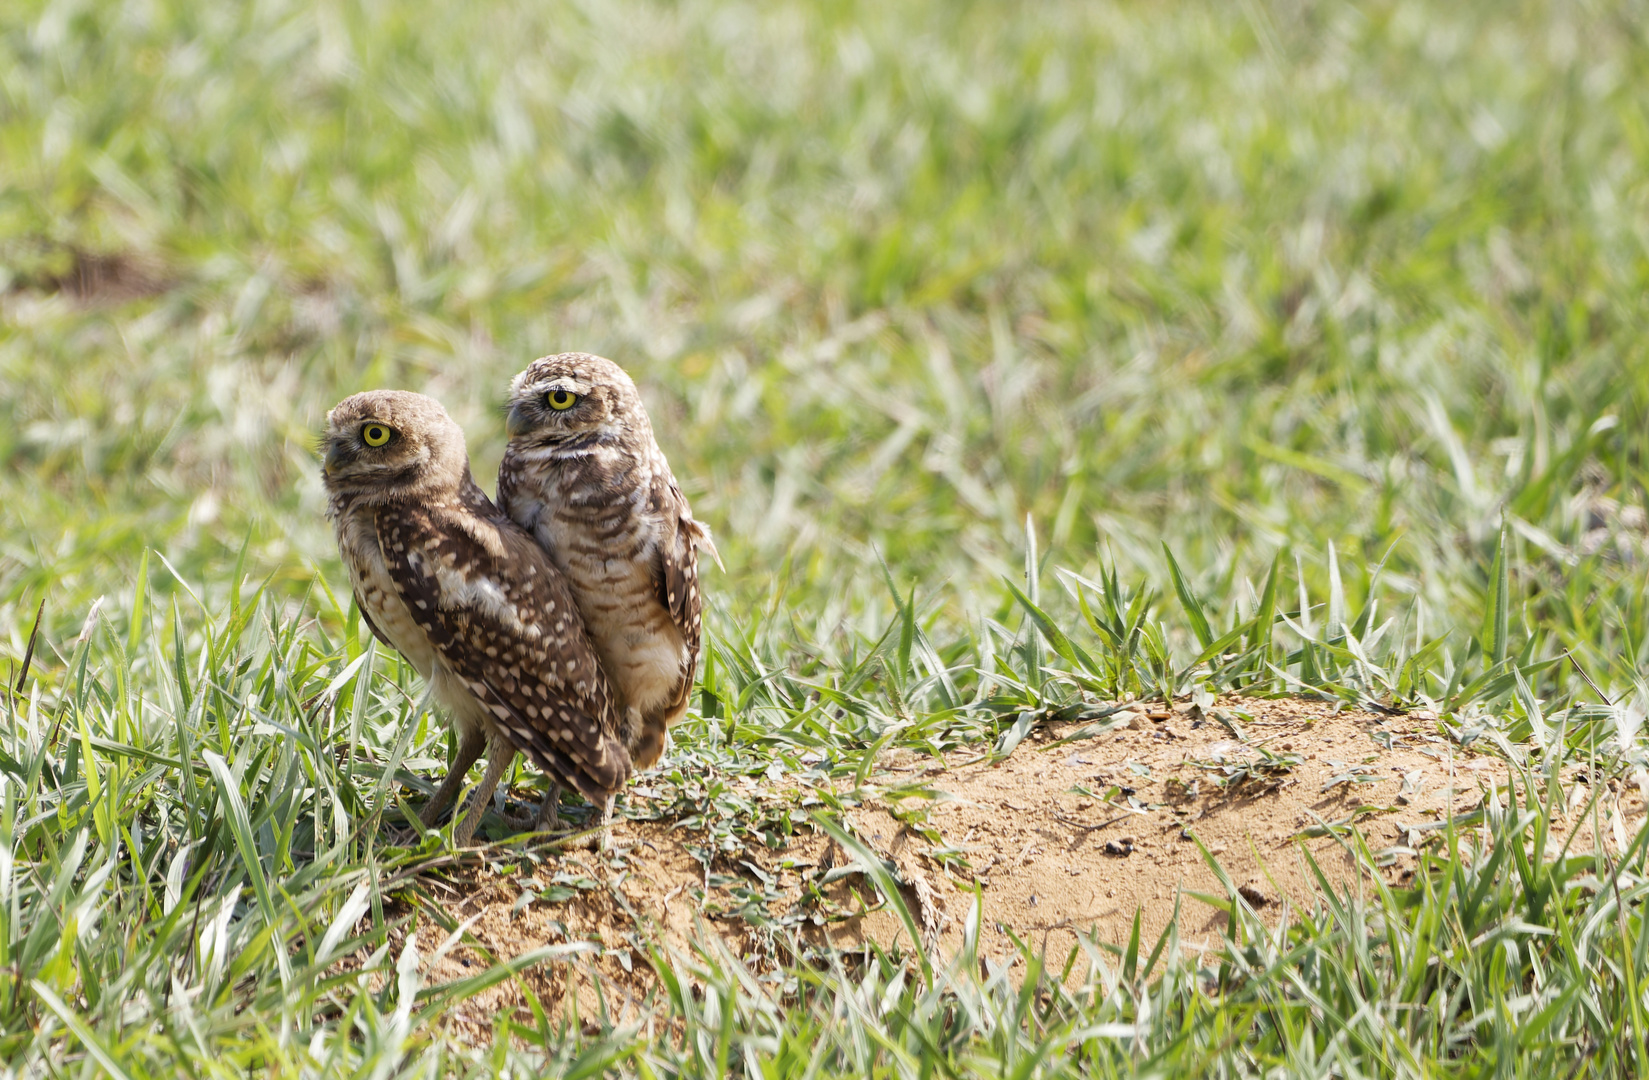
(1163, 543, 1214, 651)
(816, 813, 933, 989)
(203, 749, 290, 984)
(33, 980, 137, 1080)
(1483, 519, 1511, 668)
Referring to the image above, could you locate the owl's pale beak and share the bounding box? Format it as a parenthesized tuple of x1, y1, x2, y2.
(505, 401, 532, 439)
(322, 441, 346, 474)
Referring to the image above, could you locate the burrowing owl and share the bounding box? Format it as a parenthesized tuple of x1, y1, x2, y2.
(321, 389, 631, 846)
(498, 354, 717, 820)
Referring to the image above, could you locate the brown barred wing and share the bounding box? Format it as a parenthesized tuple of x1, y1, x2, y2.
(652, 474, 704, 703)
(353, 592, 393, 649)
(374, 502, 631, 802)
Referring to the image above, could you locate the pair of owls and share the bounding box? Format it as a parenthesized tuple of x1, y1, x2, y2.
(320, 354, 715, 846)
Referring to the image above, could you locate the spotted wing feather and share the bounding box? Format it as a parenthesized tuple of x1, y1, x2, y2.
(374, 501, 631, 801)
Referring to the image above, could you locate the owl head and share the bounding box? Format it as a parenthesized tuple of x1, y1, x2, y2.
(504, 353, 650, 450)
(320, 390, 471, 500)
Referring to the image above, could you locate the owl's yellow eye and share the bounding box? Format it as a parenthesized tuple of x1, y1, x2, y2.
(361, 423, 393, 447)
(546, 389, 578, 411)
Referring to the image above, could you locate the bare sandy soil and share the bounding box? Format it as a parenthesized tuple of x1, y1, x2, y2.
(378, 694, 1646, 1037)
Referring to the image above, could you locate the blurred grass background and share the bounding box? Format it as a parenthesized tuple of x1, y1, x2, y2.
(4, 0, 1647, 682)
(7, 0, 1649, 1072)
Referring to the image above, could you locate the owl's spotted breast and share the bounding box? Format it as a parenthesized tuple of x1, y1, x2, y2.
(336, 507, 426, 662)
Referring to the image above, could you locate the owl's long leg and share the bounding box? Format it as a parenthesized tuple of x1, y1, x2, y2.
(418, 728, 486, 828)
(597, 793, 615, 851)
(452, 735, 515, 847)
(535, 783, 561, 831)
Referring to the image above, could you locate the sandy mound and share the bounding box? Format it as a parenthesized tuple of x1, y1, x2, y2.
(382, 694, 1644, 1035)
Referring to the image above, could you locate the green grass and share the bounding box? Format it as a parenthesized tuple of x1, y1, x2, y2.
(4, 0, 1649, 1073)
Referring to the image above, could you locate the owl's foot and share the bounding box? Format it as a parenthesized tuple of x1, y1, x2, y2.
(496, 809, 538, 833)
(551, 795, 616, 851)
(485, 789, 611, 848)
(496, 785, 564, 836)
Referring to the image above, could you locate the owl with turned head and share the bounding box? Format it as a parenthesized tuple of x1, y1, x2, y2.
(499, 354, 716, 822)
(320, 389, 631, 846)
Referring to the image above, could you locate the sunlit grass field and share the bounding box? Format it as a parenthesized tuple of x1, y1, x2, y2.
(4, 0, 1649, 1073)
